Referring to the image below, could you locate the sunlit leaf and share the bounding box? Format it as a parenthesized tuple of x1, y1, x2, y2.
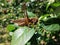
(11, 26, 35, 45)
(7, 24, 16, 32)
(47, 0, 55, 4)
(46, 0, 55, 10)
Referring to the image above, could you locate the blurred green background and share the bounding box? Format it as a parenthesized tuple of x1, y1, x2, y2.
(0, 0, 60, 45)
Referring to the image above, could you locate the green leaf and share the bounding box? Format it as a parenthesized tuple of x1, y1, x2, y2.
(7, 24, 16, 32)
(11, 26, 35, 45)
(27, 11, 36, 18)
(46, 3, 50, 10)
(52, 3, 60, 7)
(43, 24, 60, 32)
(54, 7, 60, 14)
(25, 0, 30, 2)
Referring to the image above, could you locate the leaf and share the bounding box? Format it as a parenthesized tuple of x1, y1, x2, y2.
(46, 3, 50, 10)
(7, 24, 16, 32)
(47, 0, 55, 4)
(43, 24, 60, 32)
(27, 11, 36, 18)
(11, 26, 35, 45)
(46, 0, 55, 10)
(54, 7, 60, 14)
(52, 3, 60, 7)
(30, 0, 35, 2)
(43, 18, 60, 25)
(25, 0, 30, 2)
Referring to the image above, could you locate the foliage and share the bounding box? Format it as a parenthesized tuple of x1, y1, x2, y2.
(0, 0, 60, 45)
(11, 26, 35, 45)
(7, 24, 17, 32)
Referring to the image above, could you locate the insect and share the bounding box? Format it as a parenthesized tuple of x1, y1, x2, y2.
(12, 2, 38, 26)
(12, 17, 38, 26)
